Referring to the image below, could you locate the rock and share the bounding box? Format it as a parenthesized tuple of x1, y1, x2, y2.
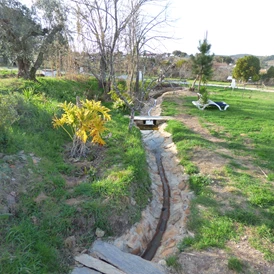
(34, 192, 48, 203)
(6, 191, 17, 213)
(130, 197, 136, 206)
(2, 155, 15, 164)
(6, 191, 17, 206)
(75, 254, 125, 274)
(159, 260, 167, 266)
(65, 235, 76, 249)
(17, 151, 28, 161)
(32, 156, 41, 164)
(71, 266, 101, 274)
(95, 228, 105, 238)
(89, 240, 165, 274)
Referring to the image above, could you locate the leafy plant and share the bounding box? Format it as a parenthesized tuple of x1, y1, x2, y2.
(53, 99, 111, 158)
(108, 81, 133, 112)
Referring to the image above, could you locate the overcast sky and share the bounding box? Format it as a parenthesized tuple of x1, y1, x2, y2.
(163, 0, 274, 56)
(20, 0, 274, 57)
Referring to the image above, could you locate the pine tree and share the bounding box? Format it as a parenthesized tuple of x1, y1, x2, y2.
(191, 38, 214, 91)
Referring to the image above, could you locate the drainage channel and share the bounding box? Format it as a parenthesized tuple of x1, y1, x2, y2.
(141, 148, 170, 261)
(139, 98, 171, 261)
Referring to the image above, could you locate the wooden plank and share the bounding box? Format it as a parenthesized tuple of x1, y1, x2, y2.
(133, 116, 174, 121)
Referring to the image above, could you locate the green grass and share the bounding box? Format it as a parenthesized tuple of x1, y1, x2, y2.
(0, 68, 17, 78)
(165, 255, 182, 272)
(228, 257, 245, 272)
(0, 77, 151, 273)
(162, 86, 274, 262)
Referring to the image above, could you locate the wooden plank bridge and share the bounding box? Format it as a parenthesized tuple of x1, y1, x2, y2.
(133, 116, 174, 129)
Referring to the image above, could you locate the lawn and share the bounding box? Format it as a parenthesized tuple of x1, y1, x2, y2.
(161, 86, 274, 270)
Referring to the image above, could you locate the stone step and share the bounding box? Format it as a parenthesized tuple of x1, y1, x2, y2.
(71, 240, 166, 274)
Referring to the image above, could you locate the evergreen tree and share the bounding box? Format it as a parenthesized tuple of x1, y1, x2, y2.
(191, 38, 214, 91)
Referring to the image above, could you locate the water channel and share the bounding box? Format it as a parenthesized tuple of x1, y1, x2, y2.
(140, 132, 170, 261)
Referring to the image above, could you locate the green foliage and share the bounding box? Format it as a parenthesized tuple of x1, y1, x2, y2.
(181, 160, 199, 174)
(172, 50, 187, 57)
(53, 99, 111, 157)
(0, 68, 17, 78)
(233, 55, 261, 82)
(262, 66, 274, 81)
(108, 80, 133, 112)
(191, 38, 214, 89)
(199, 86, 209, 104)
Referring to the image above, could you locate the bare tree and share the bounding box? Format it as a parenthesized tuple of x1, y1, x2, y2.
(71, 0, 172, 128)
(70, 0, 145, 93)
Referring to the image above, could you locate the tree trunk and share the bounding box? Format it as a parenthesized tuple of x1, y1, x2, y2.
(19, 24, 63, 81)
(128, 107, 135, 131)
(17, 57, 30, 79)
(198, 75, 202, 91)
(99, 54, 109, 94)
(71, 135, 87, 158)
(190, 75, 198, 91)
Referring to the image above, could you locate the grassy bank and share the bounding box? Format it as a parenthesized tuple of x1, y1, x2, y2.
(0, 77, 151, 273)
(162, 86, 274, 269)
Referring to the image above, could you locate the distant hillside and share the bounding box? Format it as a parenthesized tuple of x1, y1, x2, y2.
(229, 54, 252, 59)
(223, 54, 274, 69)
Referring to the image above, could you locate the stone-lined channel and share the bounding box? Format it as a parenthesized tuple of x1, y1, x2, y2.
(113, 94, 193, 263)
(72, 92, 193, 273)
(141, 135, 171, 261)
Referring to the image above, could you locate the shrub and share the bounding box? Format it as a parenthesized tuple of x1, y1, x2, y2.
(53, 99, 111, 158)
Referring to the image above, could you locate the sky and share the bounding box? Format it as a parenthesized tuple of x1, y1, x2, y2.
(162, 0, 274, 56)
(20, 0, 274, 57)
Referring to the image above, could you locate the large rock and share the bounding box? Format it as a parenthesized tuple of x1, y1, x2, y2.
(74, 254, 125, 274)
(71, 266, 101, 274)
